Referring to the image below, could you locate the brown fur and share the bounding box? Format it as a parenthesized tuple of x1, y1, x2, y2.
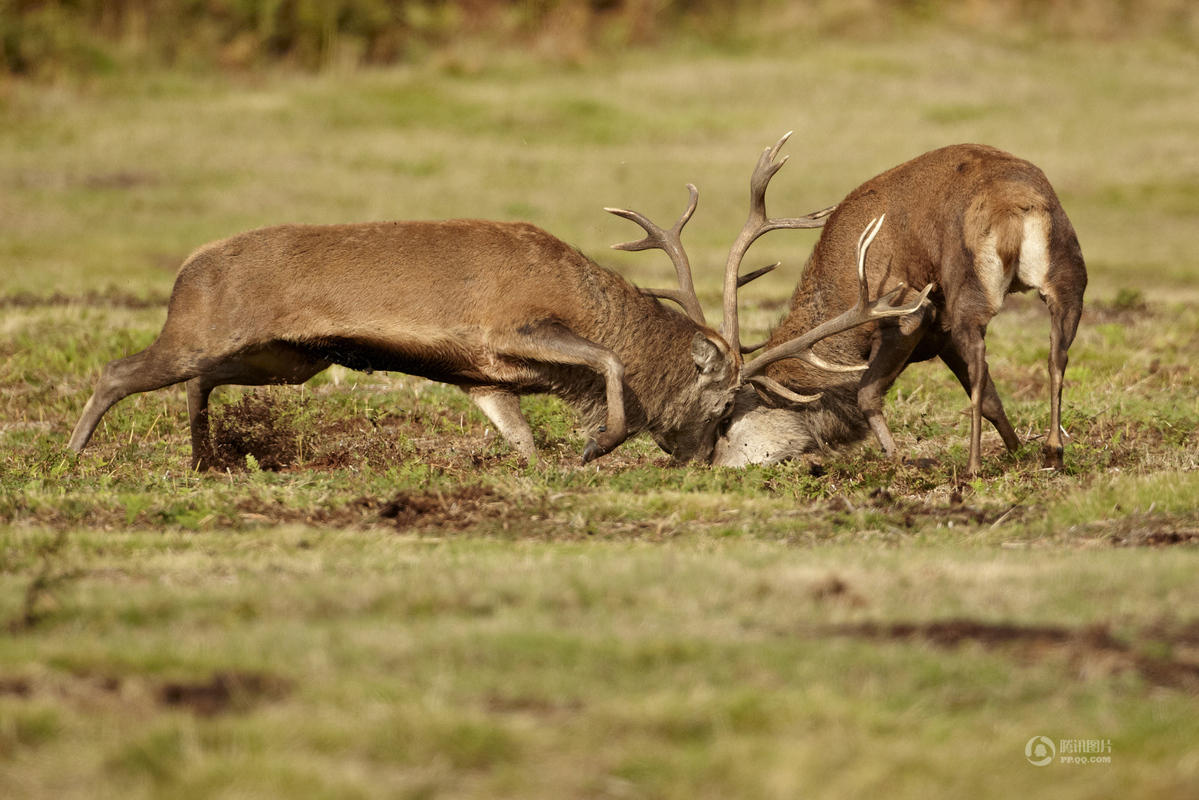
(69, 219, 738, 467)
(714, 144, 1087, 473)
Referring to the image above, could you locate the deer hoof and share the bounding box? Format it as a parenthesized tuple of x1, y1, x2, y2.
(1042, 445, 1065, 471)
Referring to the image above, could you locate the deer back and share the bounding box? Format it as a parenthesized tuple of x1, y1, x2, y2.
(164, 218, 733, 446)
(763, 144, 1077, 385)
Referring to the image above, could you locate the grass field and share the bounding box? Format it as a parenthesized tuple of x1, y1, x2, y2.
(2, 25, 1199, 799)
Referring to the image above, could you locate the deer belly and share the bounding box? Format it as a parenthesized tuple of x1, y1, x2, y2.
(290, 335, 492, 384)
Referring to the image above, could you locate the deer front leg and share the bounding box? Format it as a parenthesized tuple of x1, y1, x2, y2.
(493, 321, 628, 463)
(467, 388, 537, 461)
(857, 309, 930, 459)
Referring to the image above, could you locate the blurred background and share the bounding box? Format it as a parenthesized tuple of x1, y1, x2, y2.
(3, 1, 1197, 76)
(2, 1, 1197, 325)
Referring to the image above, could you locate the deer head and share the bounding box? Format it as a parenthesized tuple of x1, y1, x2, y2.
(609, 133, 930, 465)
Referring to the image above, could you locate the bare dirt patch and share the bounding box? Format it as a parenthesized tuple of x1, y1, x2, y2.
(157, 670, 292, 716)
(378, 486, 510, 530)
(809, 574, 868, 607)
(1091, 513, 1199, 547)
(826, 618, 1199, 692)
(230, 486, 536, 533)
(0, 670, 291, 716)
(863, 487, 1026, 530)
(0, 676, 32, 697)
(209, 392, 301, 472)
(0, 289, 167, 310)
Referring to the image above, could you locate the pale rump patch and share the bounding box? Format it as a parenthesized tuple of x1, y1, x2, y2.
(974, 230, 1010, 314)
(1016, 212, 1051, 292)
(974, 210, 1052, 313)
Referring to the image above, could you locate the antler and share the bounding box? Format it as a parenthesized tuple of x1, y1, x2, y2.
(741, 215, 934, 390)
(721, 131, 836, 355)
(605, 184, 706, 325)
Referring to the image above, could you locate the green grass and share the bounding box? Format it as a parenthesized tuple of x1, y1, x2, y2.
(2, 27, 1199, 799)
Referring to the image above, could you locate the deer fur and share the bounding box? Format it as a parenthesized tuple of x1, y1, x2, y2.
(68, 219, 739, 468)
(714, 143, 1087, 473)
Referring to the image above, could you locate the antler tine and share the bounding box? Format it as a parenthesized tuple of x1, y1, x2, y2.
(737, 262, 780, 287)
(742, 216, 934, 382)
(748, 375, 823, 405)
(855, 213, 885, 305)
(721, 132, 833, 356)
(605, 184, 705, 325)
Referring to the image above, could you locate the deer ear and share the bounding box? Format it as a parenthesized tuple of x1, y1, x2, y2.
(691, 332, 724, 375)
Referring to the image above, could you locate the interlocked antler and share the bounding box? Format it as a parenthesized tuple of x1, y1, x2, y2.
(741, 214, 934, 403)
(721, 131, 836, 356)
(605, 184, 706, 325)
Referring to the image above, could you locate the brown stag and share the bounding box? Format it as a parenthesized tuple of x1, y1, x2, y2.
(68, 217, 747, 468)
(713, 139, 1087, 475)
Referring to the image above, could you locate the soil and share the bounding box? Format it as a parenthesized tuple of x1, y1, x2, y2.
(825, 617, 1199, 692)
(157, 670, 292, 716)
(0, 289, 168, 310)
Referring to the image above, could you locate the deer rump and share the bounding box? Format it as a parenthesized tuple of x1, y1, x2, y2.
(714, 143, 1087, 473)
(68, 218, 739, 468)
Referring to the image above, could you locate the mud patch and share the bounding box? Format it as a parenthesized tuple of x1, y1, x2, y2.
(230, 486, 533, 533)
(864, 487, 1022, 529)
(157, 671, 291, 716)
(1102, 514, 1199, 547)
(209, 392, 302, 472)
(0, 676, 32, 697)
(378, 486, 513, 531)
(81, 170, 158, 190)
(0, 289, 168, 310)
(485, 692, 584, 716)
(809, 574, 867, 607)
(827, 619, 1199, 692)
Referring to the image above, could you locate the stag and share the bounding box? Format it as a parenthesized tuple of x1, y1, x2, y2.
(68, 217, 745, 468)
(713, 140, 1087, 475)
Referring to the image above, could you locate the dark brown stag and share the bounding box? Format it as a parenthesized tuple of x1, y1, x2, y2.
(714, 140, 1087, 475)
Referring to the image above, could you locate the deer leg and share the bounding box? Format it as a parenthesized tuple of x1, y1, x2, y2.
(183, 344, 329, 470)
(69, 343, 202, 455)
(939, 341, 1020, 454)
(467, 388, 537, 461)
(857, 311, 929, 459)
(491, 321, 627, 463)
(1042, 290, 1084, 470)
(186, 378, 217, 471)
(948, 323, 992, 475)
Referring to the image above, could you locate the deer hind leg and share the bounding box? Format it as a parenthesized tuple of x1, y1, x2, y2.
(857, 309, 930, 460)
(1042, 289, 1084, 470)
(184, 343, 330, 471)
(490, 321, 627, 463)
(69, 341, 203, 456)
(939, 339, 1021, 455)
(946, 322, 997, 476)
(467, 388, 537, 462)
